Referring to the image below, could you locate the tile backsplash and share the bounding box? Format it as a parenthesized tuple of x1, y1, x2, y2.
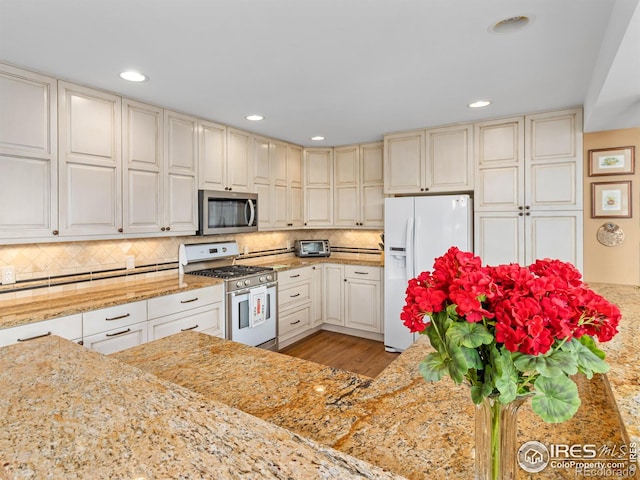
(0, 229, 382, 282)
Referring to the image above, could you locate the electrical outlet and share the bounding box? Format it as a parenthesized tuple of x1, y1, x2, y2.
(286, 240, 291, 250)
(125, 255, 135, 270)
(243, 245, 249, 255)
(2, 265, 16, 285)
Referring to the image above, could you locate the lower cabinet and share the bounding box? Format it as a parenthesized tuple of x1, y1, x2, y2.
(83, 321, 148, 355)
(147, 285, 224, 341)
(343, 265, 382, 333)
(82, 300, 148, 355)
(0, 313, 82, 348)
(323, 264, 345, 326)
(278, 266, 314, 347)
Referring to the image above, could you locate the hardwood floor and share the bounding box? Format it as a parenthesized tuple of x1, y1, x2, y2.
(279, 330, 400, 378)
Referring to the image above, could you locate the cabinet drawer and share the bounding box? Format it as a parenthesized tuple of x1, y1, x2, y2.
(83, 321, 148, 355)
(83, 301, 147, 337)
(147, 285, 221, 319)
(148, 303, 222, 341)
(279, 305, 311, 336)
(0, 314, 82, 348)
(345, 265, 380, 281)
(278, 267, 312, 286)
(279, 281, 311, 311)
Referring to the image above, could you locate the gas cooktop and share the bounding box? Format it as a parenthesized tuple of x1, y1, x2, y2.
(189, 265, 273, 280)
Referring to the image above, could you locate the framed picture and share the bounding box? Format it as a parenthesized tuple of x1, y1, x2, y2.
(588, 146, 635, 176)
(591, 181, 632, 218)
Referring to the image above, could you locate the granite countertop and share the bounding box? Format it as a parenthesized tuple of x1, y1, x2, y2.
(0, 272, 222, 330)
(0, 335, 405, 480)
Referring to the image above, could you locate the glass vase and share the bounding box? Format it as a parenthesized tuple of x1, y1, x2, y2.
(475, 395, 529, 480)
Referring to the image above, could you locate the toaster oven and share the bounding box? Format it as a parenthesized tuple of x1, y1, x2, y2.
(294, 240, 330, 257)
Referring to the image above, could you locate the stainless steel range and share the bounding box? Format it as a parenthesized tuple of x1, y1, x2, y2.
(179, 242, 278, 351)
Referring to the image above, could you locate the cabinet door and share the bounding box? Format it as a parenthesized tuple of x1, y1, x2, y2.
(58, 81, 122, 235)
(122, 99, 164, 234)
(360, 142, 384, 227)
(226, 127, 252, 192)
(474, 117, 524, 212)
(0, 64, 58, 239)
(525, 109, 582, 210)
(0, 314, 82, 348)
(164, 110, 197, 233)
(311, 265, 323, 327)
(334, 146, 359, 227)
(474, 211, 524, 266)
(304, 148, 333, 227)
(198, 120, 226, 191)
(255, 182, 273, 229)
(384, 130, 425, 194)
(289, 185, 304, 227)
(253, 135, 271, 185)
(426, 124, 473, 192)
(323, 264, 344, 326)
(526, 211, 583, 271)
(344, 279, 381, 333)
(148, 303, 223, 341)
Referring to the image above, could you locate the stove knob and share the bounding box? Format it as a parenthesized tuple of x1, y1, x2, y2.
(266, 274, 273, 281)
(244, 279, 251, 286)
(259, 276, 266, 282)
(236, 281, 243, 288)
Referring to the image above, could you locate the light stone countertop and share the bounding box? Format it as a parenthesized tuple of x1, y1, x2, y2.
(0, 335, 405, 480)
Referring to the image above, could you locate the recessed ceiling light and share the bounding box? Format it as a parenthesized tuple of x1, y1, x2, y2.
(119, 71, 146, 82)
(311, 136, 325, 141)
(246, 114, 264, 121)
(491, 15, 531, 33)
(468, 100, 492, 108)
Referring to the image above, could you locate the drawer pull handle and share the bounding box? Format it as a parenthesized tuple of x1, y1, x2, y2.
(289, 274, 301, 278)
(290, 293, 301, 298)
(180, 297, 198, 304)
(105, 313, 131, 321)
(354, 271, 369, 275)
(17, 331, 51, 342)
(290, 320, 301, 325)
(181, 324, 199, 332)
(106, 328, 131, 337)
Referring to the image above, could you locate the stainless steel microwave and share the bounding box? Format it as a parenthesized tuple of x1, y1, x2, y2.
(197, 190, 258, 235)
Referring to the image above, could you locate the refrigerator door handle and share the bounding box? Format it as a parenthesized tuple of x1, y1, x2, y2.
(406, 217, 415, 279)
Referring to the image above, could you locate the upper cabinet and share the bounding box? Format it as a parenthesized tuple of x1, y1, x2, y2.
(334, 142, 384, 228)
(163, 110, 198, 233)
(58, 81, 122, 236)
(304, 148, 333, 227)
(0, 64, 58, 239)
(122, 99, 164, 234)
(252, 135, 273, 229)
(384, 125, 473, 194)
(197, 120, 227, 191)
(225, 127, 253, 192)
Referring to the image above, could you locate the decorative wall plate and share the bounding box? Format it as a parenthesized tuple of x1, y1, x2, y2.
(596, 222, 625, 247)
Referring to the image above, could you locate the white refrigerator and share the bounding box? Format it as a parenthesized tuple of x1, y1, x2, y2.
(384, 195, 472, 352)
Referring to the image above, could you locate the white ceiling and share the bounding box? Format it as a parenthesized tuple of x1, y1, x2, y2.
(1, 0, 639, 147)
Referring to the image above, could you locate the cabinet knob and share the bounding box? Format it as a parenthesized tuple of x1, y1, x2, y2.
(52, 230, 59, 235)
(519, 212, 524, 216)
(166, 226, 171, 231)
(525, 205, 530, 210)
(161, 227, 166, 231)
(518, 206, 524, 210)
(525, 212, 530, 216)
(118, 227, 123, 233)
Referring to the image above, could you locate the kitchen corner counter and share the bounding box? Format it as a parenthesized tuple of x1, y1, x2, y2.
(0, 272, 222, 330)
(0, 335, 404, 480)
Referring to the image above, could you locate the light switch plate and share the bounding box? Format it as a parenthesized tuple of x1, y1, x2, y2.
(125, 256, 135, 270)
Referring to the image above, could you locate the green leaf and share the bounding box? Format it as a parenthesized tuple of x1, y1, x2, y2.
(447, 322, 494, 348)
(425, 312, 452, 353)
(445, 340, 469, 384)
(419, 352, 448, 382)
(562, 338, 609, 379)
(531, 375, 580, 423)
(470, 385, 485, 404)
(512, 352, 538, 373)
(494, 347, 518, 403)
(513, 350, 578, 377)
(578, 335, 606, 360)
(459, 346, 483, 370)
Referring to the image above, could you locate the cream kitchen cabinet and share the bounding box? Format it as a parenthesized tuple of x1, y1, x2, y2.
(197, 120, 227, 192)
(58, 81, 122, 236)
(474, 108, 583, 269)
(223, 127, 253, 192)
(122, 99, 164, 234)
(384, 126, 473, 194)
(273, 142, 304, 229)
(253, 135, 273, 229)
(343, 265, 382, 333)
(0, 63, 58, 240)
(0, 313, 82, 348)
(147, 285, 224, 340)
(323, 264, 345, 327)
(278, 266, 314, 347)
(310, 265, 323, 327)
(82, 300, 148, 355)
(304, 148, 333, 227)
(163, 110, 198, 234)
(334, 142, 384, 228)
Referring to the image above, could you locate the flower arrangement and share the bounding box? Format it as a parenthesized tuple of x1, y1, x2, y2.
(401, 247, 621, 423)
